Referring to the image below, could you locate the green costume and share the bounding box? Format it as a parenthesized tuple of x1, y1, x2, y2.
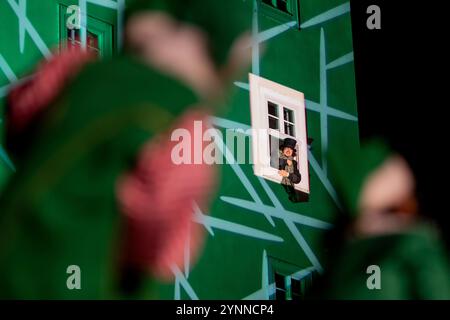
(0, 57, 197, 299)
(323, 223, 450, 299)
(317, 139, 450, 299)
(0, 0, 250, 299)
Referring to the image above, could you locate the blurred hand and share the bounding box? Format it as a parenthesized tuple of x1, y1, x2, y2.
(278, 170, 289, 177)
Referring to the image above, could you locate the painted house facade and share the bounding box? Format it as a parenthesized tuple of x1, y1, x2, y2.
(0, 0, 359, 299)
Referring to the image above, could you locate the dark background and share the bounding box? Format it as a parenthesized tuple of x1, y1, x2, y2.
(349, 1, 448, 245)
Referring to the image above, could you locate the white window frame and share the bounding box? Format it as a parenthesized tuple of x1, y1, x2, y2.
(249, 73, 310, 194)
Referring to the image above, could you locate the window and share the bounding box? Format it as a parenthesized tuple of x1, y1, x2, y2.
(66, 29, 101, 55)
(283, 107, 295, 137)
(273, 273, 313, 300)
(268, 101, 279, 130)
(268, 257, 316, 300)
(267, 102, 296, 170)
(269, 135, 282, 169)
(262, 0, 294, 15)
(274, 272, 287, 300)
(249, 73, 310, 195)
(267, 102, 296, 137)
(59, 4, 113, 58)
(260, 0, 301, 28)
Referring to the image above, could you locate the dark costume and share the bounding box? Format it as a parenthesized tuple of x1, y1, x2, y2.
(279, 153, 301, 185)
(278, 138, 301, 202)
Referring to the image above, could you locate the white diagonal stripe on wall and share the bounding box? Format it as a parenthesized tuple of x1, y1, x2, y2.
(6, 0, 51, 58)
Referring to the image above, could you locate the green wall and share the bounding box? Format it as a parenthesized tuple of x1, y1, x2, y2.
(0, 0, 359, 299)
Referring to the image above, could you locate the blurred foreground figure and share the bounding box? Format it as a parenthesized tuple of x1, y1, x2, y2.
(317, 139, 450, 299)
(0, 0, 250, 299)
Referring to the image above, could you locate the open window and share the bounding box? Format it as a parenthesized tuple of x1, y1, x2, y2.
(249, 73, 310, 195)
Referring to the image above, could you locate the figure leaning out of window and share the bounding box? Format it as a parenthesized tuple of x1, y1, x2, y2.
(278, 137, 301, 201)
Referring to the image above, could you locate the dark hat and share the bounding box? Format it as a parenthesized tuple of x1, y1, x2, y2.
(280, 138, 297, 151)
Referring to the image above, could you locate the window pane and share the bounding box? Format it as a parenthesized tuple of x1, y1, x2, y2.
(269, 116, 279, 130)
(262, 0, 293, 15)
(284, 122, 295, 137)
(67, 29, 100, 55)
(87, 31, 99, 50)
(269, 135, 282, 169)
(268, 101, 278, 117)
(274, 273, 285, 290)
(283, 107, 294, 123)
(278, 0, 289, 14)
(67, 29, 79, 48)
(291, 278, 301, 295)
